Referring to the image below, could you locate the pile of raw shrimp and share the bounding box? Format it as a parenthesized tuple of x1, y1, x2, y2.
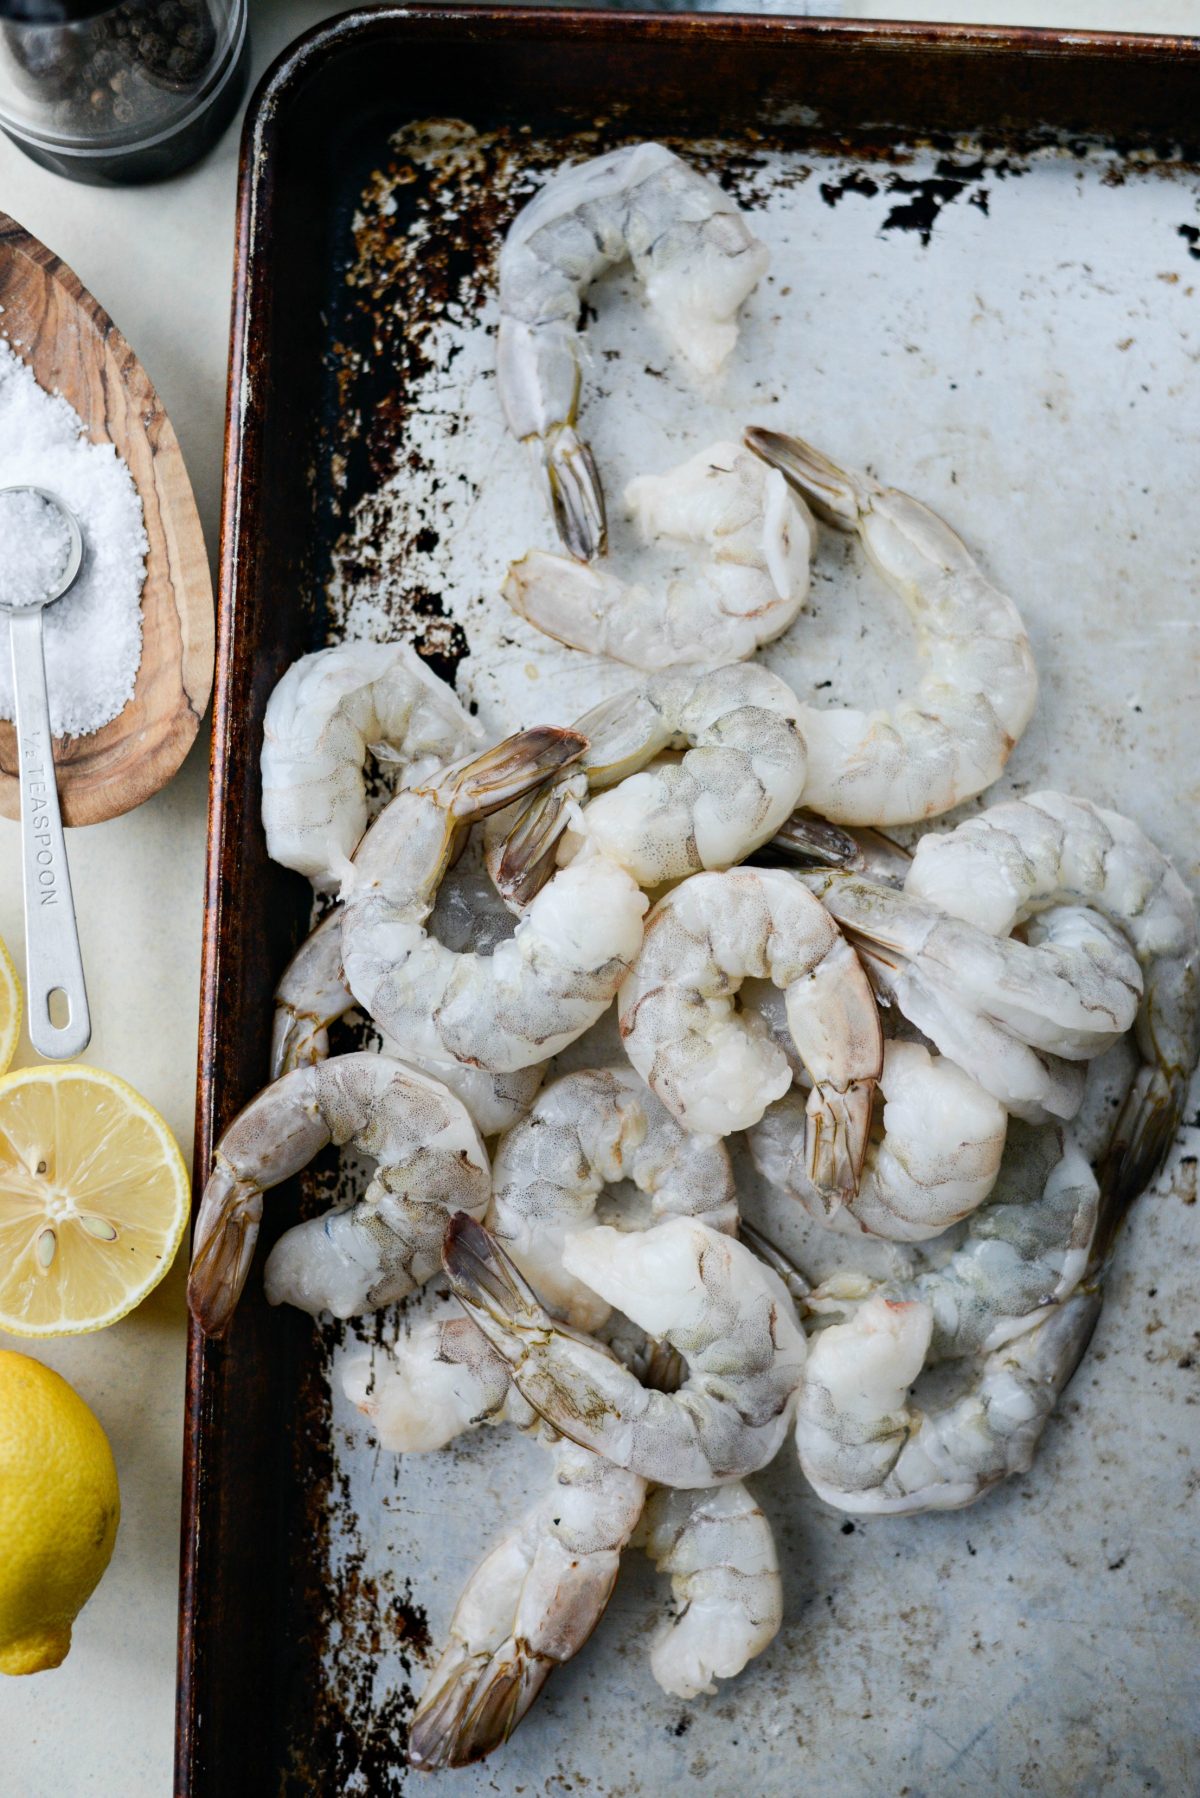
(188, 143, 1200, 1770)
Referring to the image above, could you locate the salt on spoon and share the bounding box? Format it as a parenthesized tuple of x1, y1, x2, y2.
(0, 485, 91, 1058)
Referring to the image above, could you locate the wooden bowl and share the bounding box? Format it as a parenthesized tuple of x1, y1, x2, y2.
(0, 213, 213, 826)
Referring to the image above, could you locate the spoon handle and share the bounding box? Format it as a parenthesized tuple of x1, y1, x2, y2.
(9, 608, 91, 1059)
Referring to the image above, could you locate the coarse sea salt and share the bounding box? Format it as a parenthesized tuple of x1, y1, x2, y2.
(0, 338, 148, 738)
(0, 488, 72, 609)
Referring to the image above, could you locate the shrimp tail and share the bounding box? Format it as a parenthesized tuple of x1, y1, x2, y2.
(1094, 1064, 1183, 1260)
(408, 1643, 551, 1770)
(744, 427, 866, 529)
(502, 551, 620, 660)
(768, 813, 913, 883)
(270, 1006, 331, 1080)
(186, 1168, 263, 1337)
(768, 812, 865, 870)
(1035, 1287, 1102, 1396)
(270, 906, 353, 1080)
(806, 1078, 875, 1198)
(542, 424, 607, 562)
(446, 727, 589, 820)
(489, 771, 588, 908)
(443, 1212, 547, 1336)
(739, 1219, 812, 1303)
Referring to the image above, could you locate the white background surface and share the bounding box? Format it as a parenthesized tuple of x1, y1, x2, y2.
(0, 2, 1195, 1794)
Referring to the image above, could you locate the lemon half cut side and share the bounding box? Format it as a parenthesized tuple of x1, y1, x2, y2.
(0, 935, 19, 1076)
(0, 1064, 190, 1337)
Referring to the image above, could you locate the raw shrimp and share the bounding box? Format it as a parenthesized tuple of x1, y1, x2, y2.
(503, 440, 813, 668)
(618, 868, 882, 1190)
(795, 1287, 1100, 1515)
(905, 792, 1200, 1203)
(741, 870, 1086, 1121)
(498, 143, 769, 560)
(409, 1433, 647, 1769)
(187, 1054, 490, 1336)
(270, 877, 545, 1138)
(343, 1294, 684, 1456)
(339, 728, 650, 1074)
(745, 428, 1038, 824)
(893, 1122, 1098, 1358)
(496, 663, 811, 897)
(747, 1040, 1008, 1242)
(637, 1482, 783, 1700)
(488, 1068, 739, 1331)
(857, 944, 1088, 1126)
(444, 1213, 807, 1488)
(342, 1306, 525, 1453)
(800, 871, 1142, 1068)
(810, 1122, 1100, 1361)
(261, 641, 479, 892)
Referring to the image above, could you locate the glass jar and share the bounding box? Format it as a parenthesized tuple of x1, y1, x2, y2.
(0, 0, 247, 184)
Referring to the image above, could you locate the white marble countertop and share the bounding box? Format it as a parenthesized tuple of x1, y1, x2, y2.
(0, 2, 1194, 1792)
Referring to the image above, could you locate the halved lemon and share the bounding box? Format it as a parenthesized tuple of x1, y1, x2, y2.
(0, 936, 20, 1076)
(0, 1064, 189, 1337)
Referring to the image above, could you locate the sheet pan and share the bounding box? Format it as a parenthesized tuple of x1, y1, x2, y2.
(180, 11, 1200, 1792)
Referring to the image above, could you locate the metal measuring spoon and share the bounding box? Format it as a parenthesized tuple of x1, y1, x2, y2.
(0, 485, 91, 1059)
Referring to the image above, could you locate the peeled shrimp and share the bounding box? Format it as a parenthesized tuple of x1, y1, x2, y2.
(261, 641, 479, 892)
(271, 878, 544, 1139)
(748, 1040, 1007, 1242)
(342, 1306, 524, 1453)
(444, 1213, 807, 1488)
(795, 1287, 1099, 1515)
(810, 1121, 1099, 1362)
(891, 1122, 1098, 1359)
(801, 868, 1142, 1071)
(618, 868, 882, 1191)
(905, 792, 1200, 1204)
(187, 1054, 490, 1336)
(498, 143, 769, 560)
(488, 1068, 738, 1332)
(744, 428, 1037, 824)
(343, 1218, 695, 1460)
(408, 1434, 647, 1770)
(856, 943, 1088, 1127)
(637, 1482, 783, 1700)
(343, 1296, 683, 1458)
(504, 440, 813, 668)
(489, 663, 811, 902)
(339, 728, 649, 1075)
(751, 837, 1086, 1123)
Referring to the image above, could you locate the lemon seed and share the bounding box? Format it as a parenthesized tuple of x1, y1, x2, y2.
(80, 1216, 118, 1242)
(36, 1228, 57, 1269)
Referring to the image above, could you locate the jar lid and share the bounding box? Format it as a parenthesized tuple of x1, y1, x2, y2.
(0, 0, 118, 21)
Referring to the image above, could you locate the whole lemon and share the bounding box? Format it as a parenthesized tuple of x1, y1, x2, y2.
(0, 1351, 120, 1674)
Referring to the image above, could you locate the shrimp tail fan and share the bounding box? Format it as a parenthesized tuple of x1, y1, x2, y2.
(443, 1212, 546, 1330)
(544, 424, 607, 562)
(1094, 1064, 1183, 1263)
(744, 427, 862, 529)
(187, 1169, 261, 1338)
(408, 1644, 553, 1770)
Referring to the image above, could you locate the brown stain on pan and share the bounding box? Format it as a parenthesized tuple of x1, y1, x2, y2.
(283, 1312, 431, 1793)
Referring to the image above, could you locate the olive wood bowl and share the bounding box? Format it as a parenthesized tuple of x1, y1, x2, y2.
(0, 211, 213, 825)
